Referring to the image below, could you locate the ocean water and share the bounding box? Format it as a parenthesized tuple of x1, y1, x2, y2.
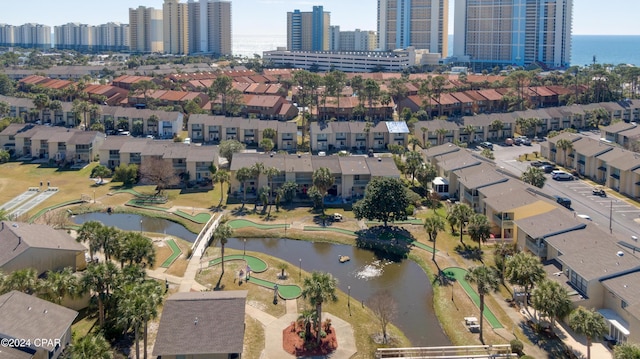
(232, 34, 640, 68)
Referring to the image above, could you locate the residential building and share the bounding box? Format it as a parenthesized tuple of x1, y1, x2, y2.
(163, 0, 190, 55)
(54, 23, 94, 51)
(152, 291, 247, 358)
(328, 26, 377, 51)
(310, 121, 408, 152)
(0, 221, 87, 275)
(0, 291, 78, 359)
(187, 0, 232, 56)
(93, 22, 130, 51)
(377, 0, 449, 56)
(453, 0, 573, 70)
(287, 6, 330, 51)
(0, 23, 51, 49)
(129, 5, 164, 53)
(188, 115, 297, 150)
(229, 153, 401, 199)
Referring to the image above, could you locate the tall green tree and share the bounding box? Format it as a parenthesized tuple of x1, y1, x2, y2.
(505, 252, 545, 308)
(117, 232, 156, 269)
(208, 75, 242, 116)
(212, 169, 230, 206)
(531, 279, 572, 329)
(613, 343, 640, 359)
(556, 138, 574, 167)
(465, 265, 500, 344)
(301, 271, 339, 345)
(423, 216, 445, 261)
(3, 268, 38, 294)
(77, 220, 104, 259)
(39, 267, 79, 304)
(404, 151, 424, 185)
(569, 307, 608, 359)
(353, 177, 409, 226)
(219, 139, 245, 164)
(211, 222, 233, 274)
(263, 166, 280, 215)
(33, 93, 50, 121)
(66, 332, 113, 359)
(447, 203, 474, 243)
(415, 162, 437, 193)
(81, 261, 120, 327)
(467, 214, 491, 248)
(521, 167, 547, 188)
(235, 166, 254, 209)
(312, 167, 334, 215)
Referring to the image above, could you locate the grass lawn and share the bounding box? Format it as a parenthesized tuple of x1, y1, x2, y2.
(160, 239, 182, 268)
(243, 315, 265, 359)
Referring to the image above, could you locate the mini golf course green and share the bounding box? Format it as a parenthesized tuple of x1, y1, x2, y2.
(160, 239, 182, 268)
(303, 226, 356, 236)
(208, 254, 301, 299)
(228, 219, 289, 230)
(174, 210, 211, 224)
(443, 267, 503, 329)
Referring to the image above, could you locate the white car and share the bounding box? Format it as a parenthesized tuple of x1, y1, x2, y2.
(577, 214, 592, 221)
(553, 171, 573, 181)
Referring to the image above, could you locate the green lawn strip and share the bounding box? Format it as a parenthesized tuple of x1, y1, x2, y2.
(160, 239, 182, 268)
(208, 254, 268, 272)
(113, 188, 143, 196)
(412, 241, 436, 253)
(373, 231, 437, 253)
(173, 210, 211, 224)
(228, 219, 288, 230)
(28, 199, 85, 223)
(443, 267, 503, 329)
(303, 226, 356, 236)
(365, 219, 424, 225)
(125, 200, 170, 212)
(247, 276, 302, 300)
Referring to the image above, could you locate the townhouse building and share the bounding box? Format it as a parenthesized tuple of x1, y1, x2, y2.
(228, 153, 400, 201)
(188, 114, 297, 151)
(309, 121, 409, 152)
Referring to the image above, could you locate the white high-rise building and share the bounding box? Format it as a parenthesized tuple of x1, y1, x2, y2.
(187, 0, 232, 56)
(453, 0, 573, 70)
(377, 0, 448, 56)
(54, 23, 94, 51)
(163, 0, 190, 55)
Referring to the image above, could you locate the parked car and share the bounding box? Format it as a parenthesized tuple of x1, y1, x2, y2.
(554, 195, 572, 209)
(531, 161, 552, 168)
(479, 141, 494, 150)
(332, 213, 343, 222)
(577, 214, 592, 221)
(553, 172, 574, 181)
(542, 165, 558, 173)
(504, 138, 514, 146)
(592, 186, 607, 197)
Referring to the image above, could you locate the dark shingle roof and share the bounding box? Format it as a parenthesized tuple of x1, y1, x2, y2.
(0, 291, 78, 351)
(152, 291, 247, 356)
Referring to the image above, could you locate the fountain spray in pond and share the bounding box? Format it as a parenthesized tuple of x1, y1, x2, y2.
(354, 260, 391, 280)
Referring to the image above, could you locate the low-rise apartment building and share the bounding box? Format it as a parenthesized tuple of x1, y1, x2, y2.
(310, 121, 409, 152)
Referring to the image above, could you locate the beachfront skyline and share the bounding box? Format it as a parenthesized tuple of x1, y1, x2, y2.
(0, 0, 637, 37)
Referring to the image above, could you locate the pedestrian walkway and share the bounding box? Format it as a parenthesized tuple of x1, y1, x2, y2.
(179, 211, 224, 292)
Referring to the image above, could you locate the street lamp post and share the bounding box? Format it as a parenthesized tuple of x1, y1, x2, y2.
(347, 285, 351, 316)
(298, 258, 302, 280)
(243, 239, 246, 257)
(273, 284, 279, 305)
(93, 190, 95, 204)
(140, 219, 143, 233)
(610, 200, 614, 234)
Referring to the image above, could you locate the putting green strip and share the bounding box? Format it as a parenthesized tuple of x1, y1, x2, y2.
(208, 254, 268, 272)
(366, 219, 424, 225)
(412, 241, 436, 253)
(443, 267, 503, 329)
(228, 219, 288, 230)
(247, 276, 302, 300)
(303, 226, 356, 236)
(160, 239, 182, 268)
(125, 200, 170, 211)
(28, 199, 84, 223)
(174, 210, 211, 224)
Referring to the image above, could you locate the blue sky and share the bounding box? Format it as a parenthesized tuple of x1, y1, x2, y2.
(0, 0, 637, 36)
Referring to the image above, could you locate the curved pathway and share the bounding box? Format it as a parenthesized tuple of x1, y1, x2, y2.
(208, 254, 302, 299)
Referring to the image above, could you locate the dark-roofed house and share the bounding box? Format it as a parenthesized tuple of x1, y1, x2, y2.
(413, 120, 460, 147)
(454, 163, 508, 211)
(152, 291, 247, 359)
(540, 132, 582, 165)
(0, 291, 77, 359)
(0, 221, 87, 275)
(570, 136, 613, 177)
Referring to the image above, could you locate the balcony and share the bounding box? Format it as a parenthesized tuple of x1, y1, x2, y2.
(526, 238, 547, 258)
(354, 179, 370, 186)
(493, 213, 514, 227)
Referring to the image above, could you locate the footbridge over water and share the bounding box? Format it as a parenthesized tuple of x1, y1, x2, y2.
(375, 344, 515, 359)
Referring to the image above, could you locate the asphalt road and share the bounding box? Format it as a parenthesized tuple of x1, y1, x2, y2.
(477, 141, 640, 244)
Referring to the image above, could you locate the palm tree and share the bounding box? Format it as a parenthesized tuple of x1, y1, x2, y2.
(77, 220, 104, 259)
(3, 268, 38, 294)
(435, 128, 448, 145)
(263, 166, 280, 215)
(408, 137, 420, 151)
(423, 216, 445, 261)
(67, 332, 113, 359)
(489, 119, 504, 140)
(312, 167, 334, 215)
(301, 271, 339, 345)
(613, 343, 640, 359)
(569, 307, 608, 359)
(0, 101, 10, 118)
(96, 225, 121, 262)
(404, 151, 424, 185)
(464, 124, 476, 144)
(362, 79, 381, 121)
(415, 162, 437, 193)
(211, 222, 233, 274)
(465, 265, 500, 343)
(140, 281, 164, 359)
(431, 75, 447, 117)
(531, 279, 572, 329)
(33, 93, 50, 121)
(467, 214, 491, 249)
(504, 252, 545, 308)
(420, 126, 428, 147)
(260, 138, 274, 153)
(81, 261, 119, 327)
(118, 280, 164, 359)
(117, 232, 156, 268)
(297, 308, 316, 342)
(521, 167, 547, 188)
(556, 138, 574, 167)
(447, 203, 474, 244)
(235, 166, 253, 209)
(39, 267, 79, 304)
(72, 99, 90, 129)
(213, 169, 230, 207)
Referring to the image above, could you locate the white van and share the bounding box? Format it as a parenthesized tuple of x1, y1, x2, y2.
(183, 138, 191, 144)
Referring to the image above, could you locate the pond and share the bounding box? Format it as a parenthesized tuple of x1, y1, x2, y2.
(73, 212, 450, 347)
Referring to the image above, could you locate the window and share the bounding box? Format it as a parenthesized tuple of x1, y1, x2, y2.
(569, 270, 587, 296)
(622, 300, 628, 309)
